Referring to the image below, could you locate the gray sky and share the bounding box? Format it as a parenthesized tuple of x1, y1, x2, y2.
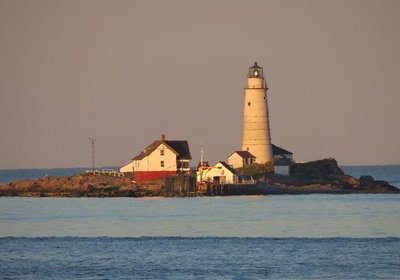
(1, 0, 399, 169)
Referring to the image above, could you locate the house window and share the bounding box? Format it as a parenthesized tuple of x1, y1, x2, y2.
(160, 161, 164, 167)
(248, 102, 251, 106)
(177, 161, 189, 171)
(160, 149, 164, 156)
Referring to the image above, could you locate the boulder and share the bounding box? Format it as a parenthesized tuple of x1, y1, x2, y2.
(359, 175, 374, 188)
(290, 158, 344, 181)
(343, 175, 360, 188)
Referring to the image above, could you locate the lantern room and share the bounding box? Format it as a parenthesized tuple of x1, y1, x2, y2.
(248, 62, 264, 78)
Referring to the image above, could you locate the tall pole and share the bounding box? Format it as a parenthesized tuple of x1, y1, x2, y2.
(199, 141, 205, 183)
(89, 137, 96, 171)
(200, 141, 204, 167)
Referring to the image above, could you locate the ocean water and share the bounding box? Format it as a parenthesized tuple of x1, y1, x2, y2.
(341, 165, 400, 187)
(1, 195, 400, 279)
(0, 167, 118, 184)
(1, 166, 400, 279)
(1, 237, 399, 280)
(0, 168, 87, 184)
(1, 195, 400, 238)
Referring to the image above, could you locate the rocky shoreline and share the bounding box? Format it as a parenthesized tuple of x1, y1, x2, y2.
(0, 159, 398, 197)
(0, 174, 163, 197)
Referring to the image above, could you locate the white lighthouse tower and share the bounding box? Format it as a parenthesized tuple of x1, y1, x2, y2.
(241, 62, 273, 164)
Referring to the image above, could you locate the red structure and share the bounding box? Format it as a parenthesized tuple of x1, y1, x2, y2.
(134, 171, 176, 182)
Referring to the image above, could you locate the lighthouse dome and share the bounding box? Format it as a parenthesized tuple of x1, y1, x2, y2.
(248, 62, 264, 78)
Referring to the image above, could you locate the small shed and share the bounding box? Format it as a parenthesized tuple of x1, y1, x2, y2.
(197, 161, 238, 184)
(274, 158, 291, 176)
(227, 151, 256, 169)
(272, 145, 293, 161)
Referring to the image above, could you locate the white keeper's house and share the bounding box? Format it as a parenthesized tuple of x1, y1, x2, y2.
(120, 135, 192, 182)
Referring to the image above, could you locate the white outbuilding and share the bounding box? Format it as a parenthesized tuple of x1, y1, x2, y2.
(197, 161, 238, 184)
(227, 151, 256, 169)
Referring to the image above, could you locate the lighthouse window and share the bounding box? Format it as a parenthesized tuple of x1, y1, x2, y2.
(248, 102, 251, 106)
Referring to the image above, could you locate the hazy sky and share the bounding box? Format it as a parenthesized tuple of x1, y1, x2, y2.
(1, 0, 399, 169)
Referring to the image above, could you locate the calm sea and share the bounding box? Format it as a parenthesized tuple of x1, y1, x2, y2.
(341, 165, 400, 188)
(1, 166, 400, 279)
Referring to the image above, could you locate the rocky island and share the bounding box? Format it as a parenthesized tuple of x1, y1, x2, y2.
(0, 159, 398, 197)
(226, 159, 399, 195)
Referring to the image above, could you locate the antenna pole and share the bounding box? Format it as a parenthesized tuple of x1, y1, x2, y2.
(89, 137, 96, 170)
(200, 141, 204, 167)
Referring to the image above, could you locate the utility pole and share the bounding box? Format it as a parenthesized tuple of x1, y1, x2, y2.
(200, 141, 204, 167)
(89, 137, 96, 171)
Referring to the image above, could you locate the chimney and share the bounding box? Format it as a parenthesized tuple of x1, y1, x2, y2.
(161, 134, 166, 141)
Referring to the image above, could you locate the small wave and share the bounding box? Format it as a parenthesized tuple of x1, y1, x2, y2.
(1, 236, 399, 242)
(389, 181, 400, 188)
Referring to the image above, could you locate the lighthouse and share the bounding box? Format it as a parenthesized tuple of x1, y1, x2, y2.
(241, 62, 273, 164)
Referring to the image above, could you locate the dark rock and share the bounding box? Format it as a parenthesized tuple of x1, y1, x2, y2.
(87, 184, 96, 192)
(290, 158, 344, 181)
(263, 158, 398, 194)
(359, 175, 374, 188)
(99, 185, 120, 192)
